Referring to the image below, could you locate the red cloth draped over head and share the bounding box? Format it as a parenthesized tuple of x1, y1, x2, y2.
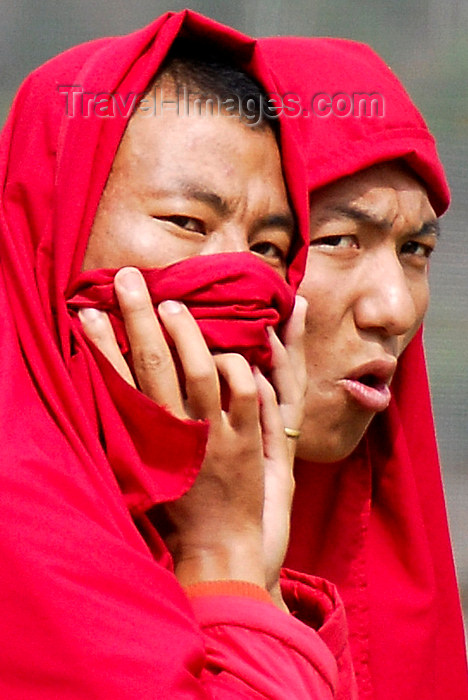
(260, 37, 468, 699)
(0, 12, 309, 511)
(0, 12, 316, 698)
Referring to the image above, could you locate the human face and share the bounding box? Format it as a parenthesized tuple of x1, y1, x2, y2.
(297, 162, 438, 462)
(82, 83, 294, 276)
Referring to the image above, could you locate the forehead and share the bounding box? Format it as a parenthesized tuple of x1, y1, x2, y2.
(310, 161, 434, 224)
(118, 90, 276, 171)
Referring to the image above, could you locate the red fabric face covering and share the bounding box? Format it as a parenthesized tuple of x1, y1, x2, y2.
(67, 252, 294, 375)
(260, 37, 468, 700)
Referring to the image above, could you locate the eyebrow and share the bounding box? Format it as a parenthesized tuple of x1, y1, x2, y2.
(178, 184, 232, 218)
(253, 213, 295, 236)
(318, 203, 440, 238)
(145, 182, 233, 217)
(151, 182, 295, 235)
(418, 219, 441, 238)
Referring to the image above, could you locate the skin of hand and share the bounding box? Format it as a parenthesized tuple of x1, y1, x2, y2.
(79, 266, 307, 609)
(255, 302, 307, 608)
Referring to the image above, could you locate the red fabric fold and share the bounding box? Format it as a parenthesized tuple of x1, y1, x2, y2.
(67, 252, 295, 375)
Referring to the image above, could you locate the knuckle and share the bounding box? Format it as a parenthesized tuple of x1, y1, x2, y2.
(261, 377, 278, 402)
(126, 303, 153, 322)
(232, 381, 258, 404)
(86, 321, 107, 343)
(79, 309, 107, 335)
(188, 366, 212, 382)
(186, 367, 215, 388)
(132, 347, 172, 374)
(232, 353, 248, 364)
(273, 336, 288, 354)
(221, 352, 249, 367)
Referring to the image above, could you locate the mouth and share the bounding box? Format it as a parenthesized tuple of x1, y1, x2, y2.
(339, 359, 396, 413)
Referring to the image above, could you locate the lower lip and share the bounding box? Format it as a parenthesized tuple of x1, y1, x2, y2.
(339, 379, 391, 412)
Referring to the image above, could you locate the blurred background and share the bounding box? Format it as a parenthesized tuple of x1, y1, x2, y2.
(1, 0, 467, 630)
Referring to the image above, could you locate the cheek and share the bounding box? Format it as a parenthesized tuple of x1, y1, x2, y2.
(298, 267, 337, 356)
(84, 209, 146, 270)
(399, 278, 430, 355)
(416, 278, 430, 319)
(297, 258, 330, 310)
(298, 259, 346, 338)
(298, 276, 322, 346)
(299, 292, 339, 377)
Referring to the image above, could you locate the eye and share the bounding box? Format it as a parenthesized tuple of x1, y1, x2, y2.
(310, 234, 358, 249)
(156, 215, 206, 235)
(250, 240, 286, 261)
(400, 240, 434, 259)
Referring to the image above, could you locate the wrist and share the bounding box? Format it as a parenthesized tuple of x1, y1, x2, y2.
(184, 579, 273, 604)
(268, 579, 289, 613)
(173, 537, 266, 588)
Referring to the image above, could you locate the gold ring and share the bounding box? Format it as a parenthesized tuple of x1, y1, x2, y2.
(284, 427, 301, 439)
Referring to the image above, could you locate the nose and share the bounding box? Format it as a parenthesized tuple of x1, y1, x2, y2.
(354, 249, 423, 340)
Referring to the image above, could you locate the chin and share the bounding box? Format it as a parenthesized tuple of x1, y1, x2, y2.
(295, 439, 359, 463)
(295, 414, 373, 463)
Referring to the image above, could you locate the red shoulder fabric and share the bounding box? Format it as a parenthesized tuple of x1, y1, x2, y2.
(0, 10, 348, 699)
(260, 37, 468, 699)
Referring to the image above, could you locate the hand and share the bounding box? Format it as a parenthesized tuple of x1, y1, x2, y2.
(79, 267, 307, 607)
(79, 267, 267, 589)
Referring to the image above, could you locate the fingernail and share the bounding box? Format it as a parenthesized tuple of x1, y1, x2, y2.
(159, 300, 183, 314)
(78, 307, 102, 322)
(294, 295, 308, 317)
(115, 267, 143, 291)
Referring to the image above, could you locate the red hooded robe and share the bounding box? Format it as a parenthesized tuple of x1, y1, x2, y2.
(260, 36, 468, 700)
(0, 13, 357, 699)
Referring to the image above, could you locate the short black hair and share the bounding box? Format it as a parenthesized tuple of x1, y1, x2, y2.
(151, 38, 277, 129)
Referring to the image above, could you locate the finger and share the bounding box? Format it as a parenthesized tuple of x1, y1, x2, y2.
(214, 354, 260, 432)
(253, 368, 297, 471)
(114, 267, 185, 418)
(78, 307, 136, 387)
(267, 327, 291, 402)
(267, 295, 307, 424)
(282, 295, 308, 389)
(253, 369, 286, 453)
(158, 300, 220, 422)
(268, 327, 303, 432)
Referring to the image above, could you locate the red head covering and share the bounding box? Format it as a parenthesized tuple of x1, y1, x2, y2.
(0, 13, 309, 509)
(0, 13, 320, 698)
(260, 37, 468, 700)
